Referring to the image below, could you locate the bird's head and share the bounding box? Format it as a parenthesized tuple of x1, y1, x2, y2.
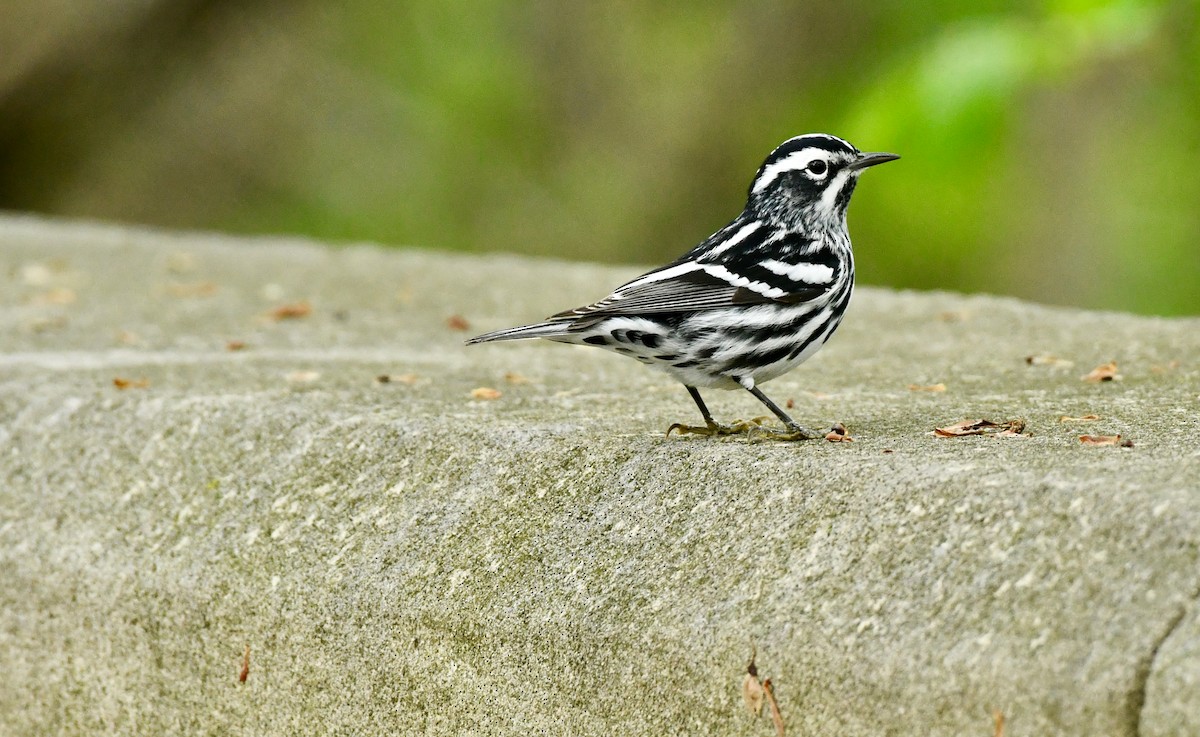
(747, 134, 898, 231)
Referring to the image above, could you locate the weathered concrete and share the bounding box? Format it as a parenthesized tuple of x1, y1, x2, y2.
(1, 214, 1198, 736)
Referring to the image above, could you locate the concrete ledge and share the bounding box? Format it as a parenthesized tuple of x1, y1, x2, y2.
(1, 215, 1198, 735)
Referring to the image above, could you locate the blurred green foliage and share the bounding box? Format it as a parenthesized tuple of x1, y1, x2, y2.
(1, 0, 1197, 314)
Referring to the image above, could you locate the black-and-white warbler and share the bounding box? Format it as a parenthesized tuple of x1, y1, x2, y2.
(468, 134, 898, 440)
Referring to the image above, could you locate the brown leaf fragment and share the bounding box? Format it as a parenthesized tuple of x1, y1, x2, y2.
(1081, 360, 1120, 382)
(225, 340, 247, 351)
(377, 373, 421, 385)
(742, 647, 763, 716)
(933, 419, 1026, 438)
(167, 281, 218, 298)
(446, 314, 470, 331)
(470, 387, 502, 400)
(113, 377, 149, 390)
(785, 398, 794, 409)
(1058, 414, 1100, 423)
(995, 428, 1028, 438)
(825, 423, 853, 442)
(1025, 354, 1074, 368)
(993, 708, 1005, 737)
(239, 644, 250, 683)
(1079, 434, 1134, 448)
(762, 678, 785, 737)
(503, 371, 530, 384)
(268, 301, 312, 321)
(907, 383, 946, 392)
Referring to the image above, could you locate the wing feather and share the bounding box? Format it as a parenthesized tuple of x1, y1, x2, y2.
(553, 259, 831, 325)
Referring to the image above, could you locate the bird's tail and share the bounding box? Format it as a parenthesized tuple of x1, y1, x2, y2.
(465, 320, 572, 345)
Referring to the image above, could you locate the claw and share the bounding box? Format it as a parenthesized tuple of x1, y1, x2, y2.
(666, 417, 818, 441)
(746, 424, 821, 442)
(667, 421, 732, 438)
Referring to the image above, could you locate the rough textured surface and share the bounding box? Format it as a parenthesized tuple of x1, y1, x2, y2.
(1, 214, 1198, 736)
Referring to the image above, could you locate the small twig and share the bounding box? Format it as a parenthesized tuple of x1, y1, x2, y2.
(762, 678, 785, 736)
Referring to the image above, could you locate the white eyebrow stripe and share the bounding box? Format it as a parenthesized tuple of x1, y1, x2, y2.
(760, 259, 835, 284)
(752, 148, 824, 194)
(706, 221, 762, 258)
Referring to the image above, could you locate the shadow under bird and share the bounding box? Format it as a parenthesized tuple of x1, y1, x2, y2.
(468, 134, 898, 440)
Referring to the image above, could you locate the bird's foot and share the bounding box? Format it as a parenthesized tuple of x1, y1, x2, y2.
(744, 422, 822, 442)
(666, 416, 771, 438)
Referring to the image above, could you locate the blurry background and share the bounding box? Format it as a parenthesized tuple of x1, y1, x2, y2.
(1, 0, 1197, 315)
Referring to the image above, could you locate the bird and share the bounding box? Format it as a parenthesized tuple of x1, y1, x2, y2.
(467, 134, 898, 440)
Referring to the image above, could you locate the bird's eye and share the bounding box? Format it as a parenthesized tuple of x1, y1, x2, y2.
(807, 160, 828, 176)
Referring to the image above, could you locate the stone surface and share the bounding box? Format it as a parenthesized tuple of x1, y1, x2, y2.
(1, 214, 1198, 736)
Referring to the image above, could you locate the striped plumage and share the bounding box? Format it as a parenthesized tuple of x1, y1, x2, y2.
(468, 134, 898, 440)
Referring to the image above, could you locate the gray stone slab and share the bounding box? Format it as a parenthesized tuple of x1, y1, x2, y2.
(1, 214, 1198, 735)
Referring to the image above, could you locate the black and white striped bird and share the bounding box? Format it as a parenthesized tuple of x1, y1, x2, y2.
(468, 134, 898, 440)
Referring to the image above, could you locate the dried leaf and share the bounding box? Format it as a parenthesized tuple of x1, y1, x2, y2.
(743, 648, 763, 716)
(1079, 434, 1133, 448)
(446, 314, 470, 331)
(167, 281, 217, 298)
(785, 398, 795, 409)
(239, 644, 250, 683)
(225, 339, 247, 351)
(995, 428, 1028, 438)
(743, 673, 764, 716)
(933, 419, 1026, 438)
(285, 370, 321, 384)
(1025, 354, 1074, 368)
(1058, 414, 1100, 423)
(471, 387, 502, 400)
(907, 383, 946, 392)
(993, 708, 1005, 737)
(268, 301, 312, 321)
(504, 372, 530, 384)
(1081, 361, 1120, 383)
(825, 423, 853, 442)
(113, 377, 149, 390)
(377, 373, 421, 385)
(762, 678, 785, 737)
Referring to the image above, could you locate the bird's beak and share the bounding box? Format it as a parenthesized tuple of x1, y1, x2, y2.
(846, 152, 900, 171)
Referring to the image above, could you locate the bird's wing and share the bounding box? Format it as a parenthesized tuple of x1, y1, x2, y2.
(553, 254, 836, 322)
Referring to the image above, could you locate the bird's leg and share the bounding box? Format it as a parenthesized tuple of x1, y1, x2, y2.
(743, 386, 820, 441)
(666, 386, 766, 438)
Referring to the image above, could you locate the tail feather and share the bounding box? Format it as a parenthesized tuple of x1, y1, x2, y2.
(465, 320, 572, 345)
